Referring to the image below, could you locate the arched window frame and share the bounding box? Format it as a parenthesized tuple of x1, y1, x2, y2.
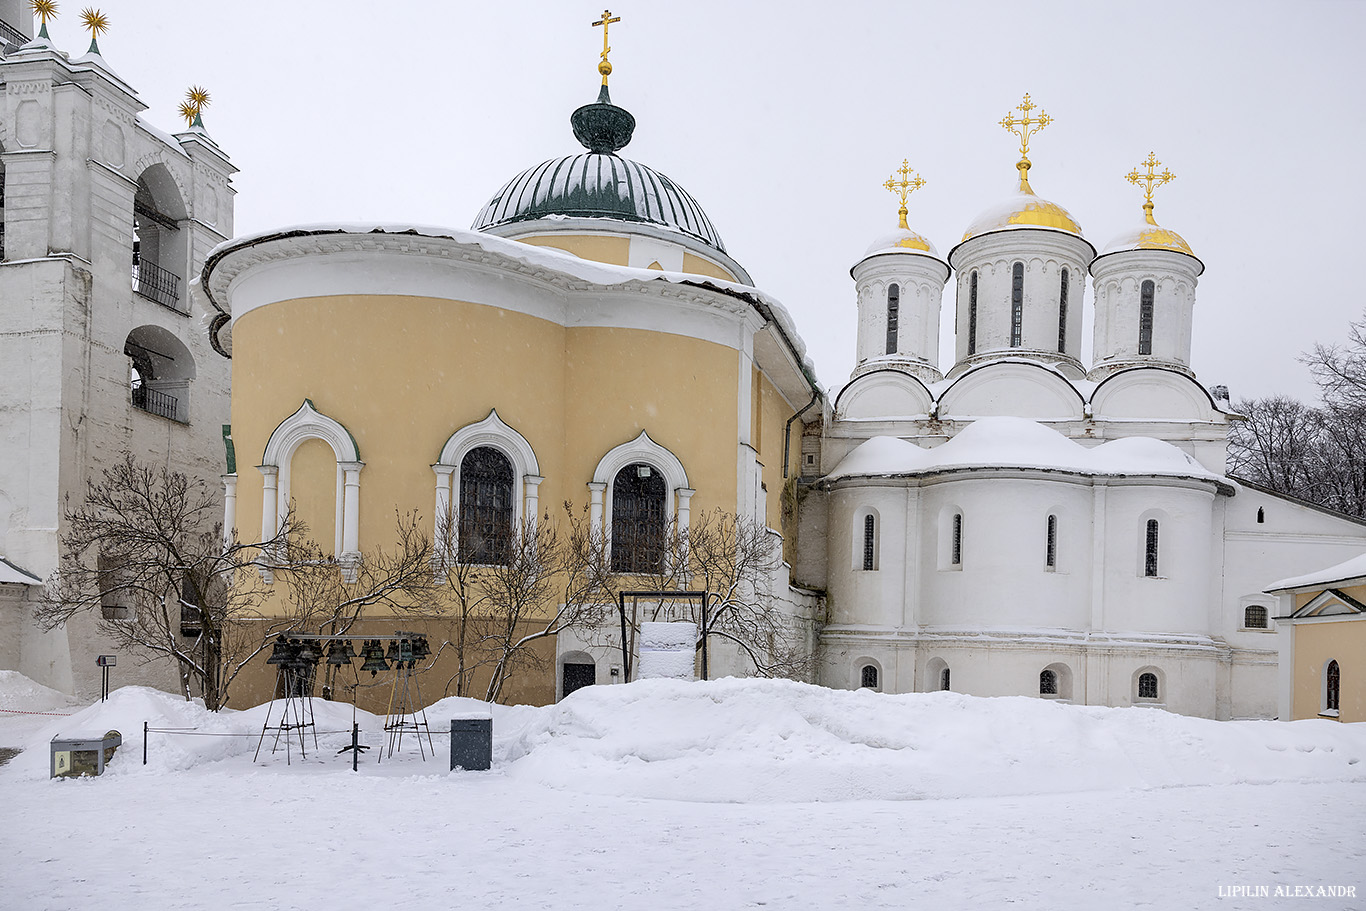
(967, 271, 978, 356)
(433, 409, 542, 567)
(1138, 279, 1155, 356)
(1057, 267, 1069, 353)
(590, 431, 692, 572)
(952, 512, 964, 566)
(925, 657, 950, 693)
(1039, 668, 1058, 695)
(1143, 517, 1161, 578)
(1010, 261, 1025, 347)
(854, 507, 880, 571)
(1134, 667, 1163, 703)
(1242, 604, 1269, 630)
(1323, 659, 1340, 716)
(885, 282, 900, 355)
(858, 660, 881, 691)
(260, 400, 363, 573)
(1040, 662, 1073, 701)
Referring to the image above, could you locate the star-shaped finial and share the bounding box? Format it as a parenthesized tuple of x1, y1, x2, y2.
(30, 0, 57, 38)
(179, 86, 211, 128)
(79, 7, 108, 53)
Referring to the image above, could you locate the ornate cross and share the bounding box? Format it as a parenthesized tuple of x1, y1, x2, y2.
(1000, 93, 1052, 191)
(593, 9, 621, 84)
(1126, 152, 1176, 224)
(883, 160, 927, 230)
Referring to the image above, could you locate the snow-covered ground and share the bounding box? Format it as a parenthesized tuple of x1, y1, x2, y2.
(1, 674, 1363, 909)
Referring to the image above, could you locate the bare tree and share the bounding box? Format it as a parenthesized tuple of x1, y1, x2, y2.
(1227, 395, 1323, 499)
(1304, 309, 1366, 412)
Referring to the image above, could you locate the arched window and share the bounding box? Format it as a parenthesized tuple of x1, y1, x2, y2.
(1138, 279, 1155, 355)
(1325, 660, 1340, 714)
(862, 513, 876, 571)
(1243, 605, 1268, 629)
(124, 325, 194, 423)
(952, 512, 963, 566)
(131, 166, 189, 314)
(1040, 668, 1058, 695)
(1256, 507, 1265, 524)
(1045, 514, 1058, 569)
(1138, 672, 1159, 700)
(1144, 519, 1159, 577)
(968, 271, 978, 355)
(861, 664, 879, 690)
(1057, 267, 1069, 353)
(1010, 262, 1024, 347)
(612, 463, 667, 573)
(458, 447, 514, 564)
(940, 667, 951, 691)
(885, 283, 900, 355)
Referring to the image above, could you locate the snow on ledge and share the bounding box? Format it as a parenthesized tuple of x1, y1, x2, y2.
(1266, 551, 1366, 593)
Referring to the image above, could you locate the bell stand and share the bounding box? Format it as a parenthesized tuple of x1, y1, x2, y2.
(382, 630, 435, 762)
(253, 661, 319, 765)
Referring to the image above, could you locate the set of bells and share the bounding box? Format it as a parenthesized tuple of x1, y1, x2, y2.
(265, 635, 433, 677)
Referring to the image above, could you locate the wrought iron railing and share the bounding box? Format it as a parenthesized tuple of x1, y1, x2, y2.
(131, 384, 182, 422)
(0, 18, 27, 51)
(131, 257, 186, 313)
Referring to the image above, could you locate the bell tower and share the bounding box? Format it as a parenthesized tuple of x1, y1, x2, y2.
(0, 1, 33, 48)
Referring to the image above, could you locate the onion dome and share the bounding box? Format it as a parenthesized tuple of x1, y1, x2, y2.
(472, 83, 728, 254)
(1096, 153, 1203, 273)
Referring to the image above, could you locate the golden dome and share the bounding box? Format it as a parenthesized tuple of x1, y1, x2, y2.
(864, 227, 938, 258)
(1099, 204, 1202, 274)
(960, 187, 1085, 243)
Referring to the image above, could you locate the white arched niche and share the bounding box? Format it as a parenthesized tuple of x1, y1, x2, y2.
(432, 409, 543, 563)
(589, 431, 693, 560)
(260, 400, 363, 567)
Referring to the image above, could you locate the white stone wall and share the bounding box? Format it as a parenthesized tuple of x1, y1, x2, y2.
(850, 252, 948, 380)
(1089, 248, 1201, 378)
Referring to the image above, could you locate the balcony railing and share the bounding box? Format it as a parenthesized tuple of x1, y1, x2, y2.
(132, 384, 183, 422)
(131, 258, 186, 313)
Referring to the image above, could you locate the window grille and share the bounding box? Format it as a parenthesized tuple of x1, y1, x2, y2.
(952, 513, 963, 566)
(612, 462, 667, 573)
(940, 667, 951, 691)
(862, 514, 875, 571)
(885, 283, 899, 355)
(1010, 262, 1024, 347)
(1139, 279, 1154, 355)
(1144, 519, 1159, 577)
(1045, 514, 1057, 569)
(0, 164, 6, 261)
(1244, 605, 1268, 629)
(1040, 669, 1058, 695)
(861, 665, 878, 689)
(1325, 660, 1340, 712)
(458, 446, 514, 564)
(131, 382, 181, 422)
(968, 271, 978, 355)
(1057, 267, 1069, 353)
(1138, 672, 1159, 699)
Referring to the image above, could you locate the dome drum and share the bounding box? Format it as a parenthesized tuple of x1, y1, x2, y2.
(1088, 248, 1202, 380)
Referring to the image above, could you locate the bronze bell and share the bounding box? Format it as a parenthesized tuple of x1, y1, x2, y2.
(384, 640, 400, 664)
(399, 639, 414, 663)
(360, 640, 388, 677)
(411, 636, 430, 661)
(326, 641, 356, 666)
(266, 634, 293, 666)
(295, 640, 321, 666)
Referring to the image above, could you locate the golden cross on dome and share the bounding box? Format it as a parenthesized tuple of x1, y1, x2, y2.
(1000, 93, 1052, 192)
(883, 160, 927, 230)
(1126, 152, 1176, 225)
(593, 9, 621, 85)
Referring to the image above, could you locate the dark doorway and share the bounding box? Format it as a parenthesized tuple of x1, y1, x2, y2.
(562, 662, 596, 698)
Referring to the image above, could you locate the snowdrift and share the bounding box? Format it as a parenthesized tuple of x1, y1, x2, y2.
(3, 675, 1362, 803)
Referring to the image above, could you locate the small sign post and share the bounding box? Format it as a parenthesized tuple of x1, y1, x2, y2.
(96, 655, 116, 701)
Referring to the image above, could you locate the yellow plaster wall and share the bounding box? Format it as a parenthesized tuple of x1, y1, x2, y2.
(756, 369, 795, 533)
(682, 252, 738, 282)
(290, 438, 336, 548)
(518, 234, 630, 267)
(1291, 617, 1366, 722)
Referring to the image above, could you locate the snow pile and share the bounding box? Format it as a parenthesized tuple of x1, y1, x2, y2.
(497, 678, 1366, 803)
(828, 417, 1226, 484)
(0, 671, 78, 713)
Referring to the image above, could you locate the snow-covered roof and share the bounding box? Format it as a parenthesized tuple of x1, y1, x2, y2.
(826, 416, 1230, 487)
(1265, 552, 1366, 593)
(0, 556, 43, 586)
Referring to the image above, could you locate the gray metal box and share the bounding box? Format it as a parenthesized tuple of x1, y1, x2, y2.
(449, 717, 492, 771)
(51, 730, 122, 778)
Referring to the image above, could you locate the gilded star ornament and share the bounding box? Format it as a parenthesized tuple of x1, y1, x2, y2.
(80, 7, 108, 37)
(30, 0, 57, 25)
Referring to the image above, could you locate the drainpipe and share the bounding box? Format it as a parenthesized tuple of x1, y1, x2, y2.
(783, 390, 821, 479)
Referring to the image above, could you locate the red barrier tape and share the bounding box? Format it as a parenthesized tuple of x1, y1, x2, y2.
(0, 707, 74, 717)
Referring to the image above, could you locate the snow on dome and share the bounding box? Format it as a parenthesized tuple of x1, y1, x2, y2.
(1266, 551, 1366, 593)
(1100, 221, 1204, 274)
(862, 227, 941, 259)
(826, 416, 1226, 484)
(960, 188, 1084, 243)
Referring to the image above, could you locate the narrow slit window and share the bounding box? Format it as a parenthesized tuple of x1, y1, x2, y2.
(1326, 660, 1340, 712)
(885, 283, 900, 355)
(1256, 507, 1265, 524)
(1139, 279, 1154, 355)
(1045, 514, 1057, 569)
(862, 514, 875, 571)
(968, 271, 978, 356)
(1138, 672, 1159, 700)
(952, 513, 963, 566)
(1010, 262, 1024, 347)
(861, 664, 879, 690)
(940, 667, 951, 691)
(1144, 519, 1159, 577)
(1057, 267, 1069, 353)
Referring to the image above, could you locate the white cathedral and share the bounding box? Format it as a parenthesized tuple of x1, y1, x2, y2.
(3, 6, 1365, 718)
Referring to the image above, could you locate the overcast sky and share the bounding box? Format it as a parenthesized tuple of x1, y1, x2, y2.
(44, 0, 1366, 402)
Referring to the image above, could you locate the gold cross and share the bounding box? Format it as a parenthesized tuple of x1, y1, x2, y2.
(1000, 93, 1052, 191)
(1125, 152, 1176, 224)
(593, 9, 621, 84)
(883, 160, 926, 230)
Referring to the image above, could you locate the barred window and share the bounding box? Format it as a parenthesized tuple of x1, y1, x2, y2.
(1325, 660, 1340, 713)
(886, 283, 900, 355)
(861, 664, 879, 690)
(1138, 672, 1159, 700)
(862, 514, 876, 571)
(1139, 279, 1155, 355)
(1010, 262, 1024, 347)
(940, 667, 951, 691)
(612, 463, 667, 573)
(458, 447, 514, 564)
(1057, 267, 1069, 353)
(1144, 519, 1159, 577)
(952, 513, 963, 566)
(1040, 669, 1058, 695)
(968, 271, 978, 356)
(1045, 514, 1058, 569)
(1244, 605, 1268, 629)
